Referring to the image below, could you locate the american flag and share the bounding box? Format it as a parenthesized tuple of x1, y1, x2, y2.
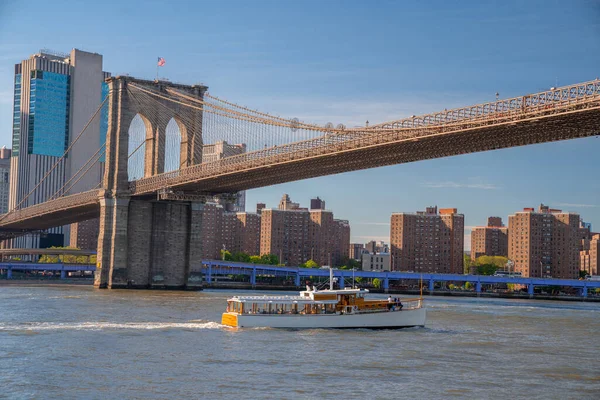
(157, 57, 166, 67)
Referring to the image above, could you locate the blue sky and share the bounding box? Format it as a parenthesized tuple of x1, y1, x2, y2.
(1, 0, 599, 248)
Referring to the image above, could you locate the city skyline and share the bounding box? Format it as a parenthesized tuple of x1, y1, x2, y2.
(0, 0, 599, 248)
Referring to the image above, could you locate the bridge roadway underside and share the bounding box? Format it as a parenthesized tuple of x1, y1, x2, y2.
(169, 109, 600, 193)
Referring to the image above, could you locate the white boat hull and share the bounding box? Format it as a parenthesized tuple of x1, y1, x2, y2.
(227, 308, 426, 329)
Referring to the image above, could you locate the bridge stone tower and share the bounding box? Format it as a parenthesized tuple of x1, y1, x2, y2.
(95, 77, 209, 289)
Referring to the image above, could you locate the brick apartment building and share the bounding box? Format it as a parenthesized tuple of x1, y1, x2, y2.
(508, 204, 584, 279)
(390, 206, 464, 273)
(349, 243, 365, 260)
(260, 195, 350, 266)
(201, 202, 261, 259)
(470, 217, 508, 260)
(580, 234, 600, 276)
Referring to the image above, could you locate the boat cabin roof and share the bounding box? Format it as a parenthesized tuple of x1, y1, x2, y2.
(228, 295, 338, 305)
(301, 288, 369, 295)
(228, 288, 369, 305)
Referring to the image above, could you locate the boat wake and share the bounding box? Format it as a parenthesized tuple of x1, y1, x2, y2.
(0, 321, 225, 332)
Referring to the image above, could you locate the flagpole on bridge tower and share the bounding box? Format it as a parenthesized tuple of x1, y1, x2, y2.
(156, 57, 165, 82)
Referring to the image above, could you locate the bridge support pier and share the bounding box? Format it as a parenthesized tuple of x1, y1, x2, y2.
(383, 275, 389, 293)
(528, 284, 534, 298)
(60, 270, 66, 280)
(206, 262, 212, 284)
(476, 281, 482, 296)
(295, 270, 301, 287)
(95, 199, 207, 290)
(581, 286, 588, 298)
(251, 267, 256, 288)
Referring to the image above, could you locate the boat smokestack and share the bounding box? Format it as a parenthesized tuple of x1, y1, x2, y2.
(330, 267, 334, 291)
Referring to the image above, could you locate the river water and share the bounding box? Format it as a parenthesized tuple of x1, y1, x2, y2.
(0, 286, 598, 399)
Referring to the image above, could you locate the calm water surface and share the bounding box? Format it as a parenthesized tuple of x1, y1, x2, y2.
(0, 286, 599, 399)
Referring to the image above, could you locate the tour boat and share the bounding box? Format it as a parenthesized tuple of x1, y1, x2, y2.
(221, 270, 426, 329)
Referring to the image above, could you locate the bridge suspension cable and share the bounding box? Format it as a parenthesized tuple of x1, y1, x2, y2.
(49, 144, 106, 200)
(1, 97, 109, 219)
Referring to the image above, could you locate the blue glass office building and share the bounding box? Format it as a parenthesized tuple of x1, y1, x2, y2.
(9, 49, 110, 249)
(27, 70, 71, 157)
(12, 74, 21, 155)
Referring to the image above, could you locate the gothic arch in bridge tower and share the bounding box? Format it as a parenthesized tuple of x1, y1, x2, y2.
(164, 118, 183, 172)
(127, 114, 152, 181)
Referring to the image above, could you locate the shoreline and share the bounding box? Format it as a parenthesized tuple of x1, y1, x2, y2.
(2, 280, 599, 302)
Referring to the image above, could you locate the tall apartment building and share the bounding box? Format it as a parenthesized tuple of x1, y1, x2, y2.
(310, 197, 325, 210)
(10, 49, 110, 248)
(580, 234, 599, 276)
(470, 217, 508, 260)
(332, 219, 350, 265)
(222, 211, 261, 256)
(365, 240, 389, 254)
(508, 204, 581, 279)
(202, 141, 246, 211)
(390, 206, 464, 273)
(199, 202, 225, 260)
(278, 193, 303, 210)
(260, 195, 350, 267)
(260, 208, 311, 266)
(0, 147, 11, 214)
(349, 243, 365, 260)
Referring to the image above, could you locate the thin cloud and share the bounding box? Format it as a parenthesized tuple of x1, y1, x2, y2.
(352, 235, 390, 242)
(422, 181, 498, 190)
(354, 222, 390, 226)
(555, 203, 599, 208)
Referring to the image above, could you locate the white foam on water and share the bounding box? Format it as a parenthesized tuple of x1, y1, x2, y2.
(0, 321, 225, 331)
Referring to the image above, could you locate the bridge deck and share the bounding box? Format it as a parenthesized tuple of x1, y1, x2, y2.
(1, 81, 599, 233)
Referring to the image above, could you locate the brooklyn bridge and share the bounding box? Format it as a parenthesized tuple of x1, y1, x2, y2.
(1, 76, 599, 288)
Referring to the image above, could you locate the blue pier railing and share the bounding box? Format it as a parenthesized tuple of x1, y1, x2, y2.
(0, 262, 96, 279)
(201, 260, 600, 298)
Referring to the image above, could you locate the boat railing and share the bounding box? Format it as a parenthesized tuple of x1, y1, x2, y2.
(360, 297, 424, 312)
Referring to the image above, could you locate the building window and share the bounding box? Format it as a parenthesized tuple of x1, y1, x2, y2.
(27, 70, 70, 157)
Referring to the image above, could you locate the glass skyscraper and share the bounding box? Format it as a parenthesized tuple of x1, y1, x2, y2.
(8, 49, 110, 249)
(27, 70, 71, 157)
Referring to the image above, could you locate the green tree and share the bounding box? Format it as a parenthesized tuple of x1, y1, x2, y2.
(249, 255, 261, 264)
(355, 277, 363, 284)
(476, 264, 498, 276)
(465, 282, 473, 290)
(220, 249, 233, 261)
(305, 259, 319, 269)
(260, 254, 279, 265)
(475, 256, 508, 269)
(373, 278, 381, 289)
(464, 253, 474, 274)
(232, 252, 251, 263)
(338, 257, 361, 270)
(39, 254, 59, 263)
(579, 270, 589, 279)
